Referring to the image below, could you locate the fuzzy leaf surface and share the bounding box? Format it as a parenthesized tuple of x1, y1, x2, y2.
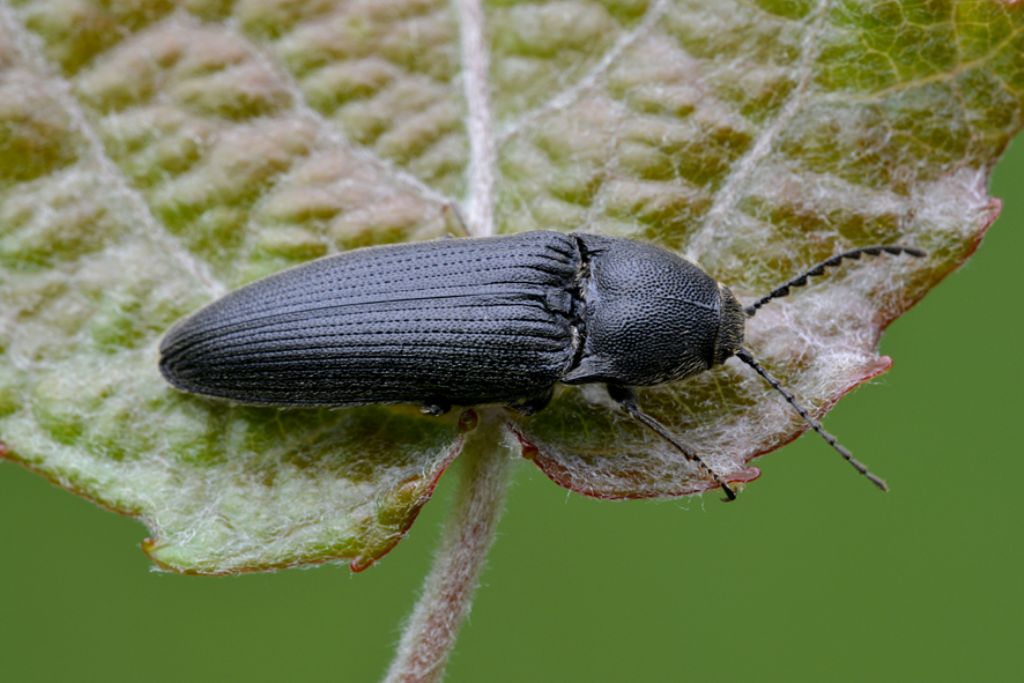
(0, 0, 1021, 572)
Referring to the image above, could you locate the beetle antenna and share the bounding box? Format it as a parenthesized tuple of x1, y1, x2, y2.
(734, 348, 888, 492)
(745, 245, 925, 317)
(606, 384, 737, 501)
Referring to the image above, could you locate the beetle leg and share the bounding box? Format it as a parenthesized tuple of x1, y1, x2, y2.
(420, 402, 452, 417)
(605, 384, 737, 502)
(506, 388, 554, 416)
(442, 203, 471, 238)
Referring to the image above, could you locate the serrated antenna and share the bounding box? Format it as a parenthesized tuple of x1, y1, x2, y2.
(745, 246, 926, 317)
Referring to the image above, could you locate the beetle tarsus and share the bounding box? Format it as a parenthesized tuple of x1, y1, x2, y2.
(421, 402, 451, 417)
(506, 389, 554, 416)
(606, 384, 737, 501)
(442, 203, 471, 238)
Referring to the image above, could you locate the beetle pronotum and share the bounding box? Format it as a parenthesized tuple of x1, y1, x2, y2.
(159, 232, 923, 500)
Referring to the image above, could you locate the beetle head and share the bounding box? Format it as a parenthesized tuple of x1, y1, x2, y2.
(563, 234, 743, 387)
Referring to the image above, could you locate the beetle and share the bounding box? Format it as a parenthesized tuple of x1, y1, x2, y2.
(159, 231, 923, 500)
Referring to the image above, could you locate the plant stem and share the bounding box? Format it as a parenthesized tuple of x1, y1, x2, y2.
(384, 2, 505, 678)
(382, 411, 513, 683)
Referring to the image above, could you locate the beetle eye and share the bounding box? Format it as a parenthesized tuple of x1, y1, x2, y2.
(711, 286, 745, 366)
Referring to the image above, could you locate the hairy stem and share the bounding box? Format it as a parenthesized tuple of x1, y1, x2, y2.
(383, 411, 513, 683)
(384, 3, 507, 679)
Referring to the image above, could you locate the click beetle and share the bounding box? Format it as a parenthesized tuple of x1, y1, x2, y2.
(159, 231, 923, 500)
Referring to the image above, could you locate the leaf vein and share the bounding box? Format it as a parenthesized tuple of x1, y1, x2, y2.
(685, 0, 832, 262)
(222, 16, 456, 210)
(455, 0, 497, 237)
(0, 2, 228, 297)
(820, 24, 1024, 106)
(497, 0, 670, 146)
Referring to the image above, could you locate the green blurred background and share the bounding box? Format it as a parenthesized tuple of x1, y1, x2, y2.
(2, 143, 1022, 683)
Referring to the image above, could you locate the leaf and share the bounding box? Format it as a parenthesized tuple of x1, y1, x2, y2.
(503, 0, 1021, 498)
(0, 0, 1021, 573)
(0, 0, 465, 574)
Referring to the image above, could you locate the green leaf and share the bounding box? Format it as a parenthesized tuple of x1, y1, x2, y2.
(1, 0, 1022, 573)
(504, 0, 1022, 498)
(0, 0, 464, 574)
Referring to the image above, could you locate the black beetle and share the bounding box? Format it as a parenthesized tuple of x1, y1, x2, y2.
(159, 231, 923, 499)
